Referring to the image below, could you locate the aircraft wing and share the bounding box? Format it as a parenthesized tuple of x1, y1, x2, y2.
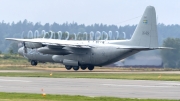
(6, 38, 41, 43)
(6, 38, 173, 50)
(6, 38, 92, 49)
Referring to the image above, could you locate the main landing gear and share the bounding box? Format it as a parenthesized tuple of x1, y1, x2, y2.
(65, 65, 72, 70)
(80, 66, 87, 70)
(87, 65, 94, 71)
(65, 65, 94, 71)
(31, 60, 38, 66)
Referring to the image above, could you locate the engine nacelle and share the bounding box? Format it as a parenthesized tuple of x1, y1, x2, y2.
(63, 59, 78, 66)
(37, 47, 72, 55)
(25, 42, 42, 48)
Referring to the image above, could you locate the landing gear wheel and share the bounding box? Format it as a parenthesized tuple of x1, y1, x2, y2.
(80, 66, 87, 70)
(65, 65, 72, 70)
(35, 62, 37, 65)
(31, 60, 37, 66)
(73, 66, 79, 71)
(88, 65, 94, 71)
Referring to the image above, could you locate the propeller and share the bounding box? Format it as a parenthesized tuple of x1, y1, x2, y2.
(22, 42, 27, 53)
(20, 31, 27, 54)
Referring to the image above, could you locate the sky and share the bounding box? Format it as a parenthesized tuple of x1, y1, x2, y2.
(0, 0, 179, 26)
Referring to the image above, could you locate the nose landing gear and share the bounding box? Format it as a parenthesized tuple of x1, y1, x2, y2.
(31, 60, 38, 66)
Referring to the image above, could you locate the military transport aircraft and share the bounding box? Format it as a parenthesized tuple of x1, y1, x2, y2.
(6, 6, 171, 71)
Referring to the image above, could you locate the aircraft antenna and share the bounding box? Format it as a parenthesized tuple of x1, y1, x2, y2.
(116, 15, 141, 25)
(157, 15, 158, 25)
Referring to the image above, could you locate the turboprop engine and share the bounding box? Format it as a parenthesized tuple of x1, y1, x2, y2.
(37, 47, 72, 55)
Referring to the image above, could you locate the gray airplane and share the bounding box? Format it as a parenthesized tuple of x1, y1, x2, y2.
(7, 6, 171, 71)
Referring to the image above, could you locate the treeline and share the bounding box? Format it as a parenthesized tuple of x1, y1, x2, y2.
(162, 38, 180, 68)
(0, 19, 180, 53)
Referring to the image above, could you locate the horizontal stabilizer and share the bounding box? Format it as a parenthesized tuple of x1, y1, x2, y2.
(155, 47, 174, 50)
(116, 45, 174, 50)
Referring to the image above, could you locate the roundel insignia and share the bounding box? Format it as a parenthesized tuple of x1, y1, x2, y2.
(143, 20, 148, 24)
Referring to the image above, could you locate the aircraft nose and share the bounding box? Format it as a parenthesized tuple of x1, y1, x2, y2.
(18, 47, 24, 56)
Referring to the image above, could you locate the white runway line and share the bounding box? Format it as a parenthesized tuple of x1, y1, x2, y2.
(161, 83, 180, 86)
(0, 79, 31, 83)
(101, 84, 173, 88)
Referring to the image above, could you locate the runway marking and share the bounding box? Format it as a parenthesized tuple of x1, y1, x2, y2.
(0, 79, 31, 83)
(101, 84, 173, 88)
(161, 83, 180, 86)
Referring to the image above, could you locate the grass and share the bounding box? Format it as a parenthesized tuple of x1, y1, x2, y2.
(0, 54, 180, 81)
(0, 66, 31, 70)
(0, 54, 64, 70)
(0, 92, 179, 101)
(0, 72, 180, 81)
(0, 59, 28, 65)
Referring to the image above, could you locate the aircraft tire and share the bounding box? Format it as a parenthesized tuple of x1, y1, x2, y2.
(88, 65, 94, 71)
(73, 66, 79, 71)
(34, 61, 38, 65)
(65, 65, 72, 70)
(80, 66, 87, 70)
(31, 60, 37, 66)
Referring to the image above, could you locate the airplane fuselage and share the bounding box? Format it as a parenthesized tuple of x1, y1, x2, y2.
(19, 43, 140, 66)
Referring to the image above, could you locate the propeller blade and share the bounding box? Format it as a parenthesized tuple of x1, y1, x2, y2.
(22, 42, 27, 53)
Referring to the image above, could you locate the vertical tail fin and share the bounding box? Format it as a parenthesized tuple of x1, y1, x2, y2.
(130, 6, 158, 48)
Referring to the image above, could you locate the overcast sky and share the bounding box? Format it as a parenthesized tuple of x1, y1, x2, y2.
(0, 0, 179, 26)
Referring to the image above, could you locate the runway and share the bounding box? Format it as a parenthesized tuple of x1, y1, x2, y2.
(1, 70, 180, 74)
(0, 77, 180, 99)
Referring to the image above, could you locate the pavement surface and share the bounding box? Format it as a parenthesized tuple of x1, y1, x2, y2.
(1, 70, 180, 74)
(0, 77, 180, 99)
